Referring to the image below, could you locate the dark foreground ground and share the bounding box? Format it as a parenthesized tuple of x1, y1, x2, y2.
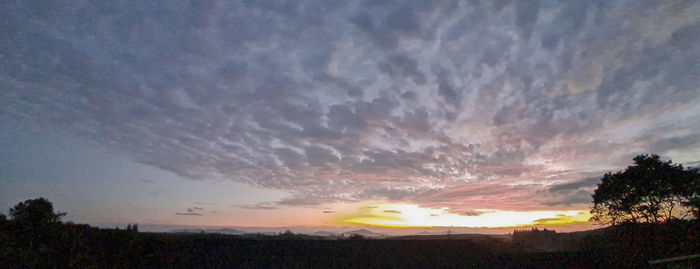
(1, 220, 698, 268)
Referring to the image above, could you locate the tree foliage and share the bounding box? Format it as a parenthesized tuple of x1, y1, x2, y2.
(590, 154, 700, 224)
(9, 198, 66, 227)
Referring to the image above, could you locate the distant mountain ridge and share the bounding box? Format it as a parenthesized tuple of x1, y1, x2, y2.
(206, 228, 246, 235)
(312, 231, 338, 236)
(169, 228, 205, 233)
(343, 229, 384, 237)
(169, 228, 246, 235)
(415, 231, 446, 235)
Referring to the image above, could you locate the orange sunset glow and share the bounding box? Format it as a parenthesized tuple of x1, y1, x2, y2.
(337, 203, 591, 228)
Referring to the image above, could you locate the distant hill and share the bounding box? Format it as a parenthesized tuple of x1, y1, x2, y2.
(312, 231, 338, 236)
(388, 233, 498, 241)
(205, 228, 246, 235)
(343, 229, 384, 237)
(169, 228, 246, 235)
(169, 228, 205, 234)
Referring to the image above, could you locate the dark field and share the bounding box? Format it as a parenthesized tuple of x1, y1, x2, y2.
(2, 220, 698, 268)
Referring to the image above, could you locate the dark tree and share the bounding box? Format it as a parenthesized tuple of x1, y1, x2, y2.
(681, 168, 700, 218)
(6, 198, 66, 255)
(0, 214, 7, 234)
(9, 198, 66, 226)
(590, 155, 698, 224)
(126, 223, 139, 233)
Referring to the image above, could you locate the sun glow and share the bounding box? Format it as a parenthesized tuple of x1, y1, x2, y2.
(338, 203, 591, 228)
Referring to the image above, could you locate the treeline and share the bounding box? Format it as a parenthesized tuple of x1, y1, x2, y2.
(0, 198, 146, 267)
(509, 223, 699, 265)
(1, 198, 698, 267)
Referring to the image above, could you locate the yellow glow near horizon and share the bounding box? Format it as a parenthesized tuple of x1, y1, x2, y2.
(338, 203, 591, 228)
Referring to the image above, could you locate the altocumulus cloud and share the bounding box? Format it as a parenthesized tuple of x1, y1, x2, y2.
(2, 0, 700, 211)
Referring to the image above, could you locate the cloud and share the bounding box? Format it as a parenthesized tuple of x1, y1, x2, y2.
(461, 210, 483, 216)
(514, 0, 541, 40)
(542, 190, 593, 207)
(379, 54, 427, 85)
(237, 203, 278, 210)
(686, 161, 700, 169)
(149, 190, 163, 196)
(548, 177, 600, 194)
(542, 177, 601, 206)
(2, 0, 700, 211)
(175, 206, 209, 215)
(175, 212, 203, 216)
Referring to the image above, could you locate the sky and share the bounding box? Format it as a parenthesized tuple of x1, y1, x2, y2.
(1, 0, 700, 234)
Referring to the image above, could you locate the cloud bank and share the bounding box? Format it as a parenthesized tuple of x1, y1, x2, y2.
(2, 0, 699, 211)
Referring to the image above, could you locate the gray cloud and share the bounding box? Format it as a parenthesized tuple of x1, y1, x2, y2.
(237, 204, 278, 210)
(2, 0, 700, 210)
(183, 207, 205, 214)
(542, 190, 593, 207)
(548, 177, 600, 195)
(149, 190, 163, 196)
(175, 212, 203, 216)
(379, 54, 427, 85)
(462, 210, 483, 216)
(515, 0, 541, 41)
(542, 175, 603, 207)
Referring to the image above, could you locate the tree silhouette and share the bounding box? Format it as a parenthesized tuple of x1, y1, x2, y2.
(590, 155, 698, 224)
(9, 198, 66, 226)
(680, 167, 700, 219)
(126, 223, 139, 233)
(0, 214, 8, 238)
(5, 198, 66, 256)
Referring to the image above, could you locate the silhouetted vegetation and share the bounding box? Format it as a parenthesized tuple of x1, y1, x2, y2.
(591, 154, 700, 225)
(512, 228, 560, 252)
(1, 199, 697, 268)
(2, 156, 699, 269)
